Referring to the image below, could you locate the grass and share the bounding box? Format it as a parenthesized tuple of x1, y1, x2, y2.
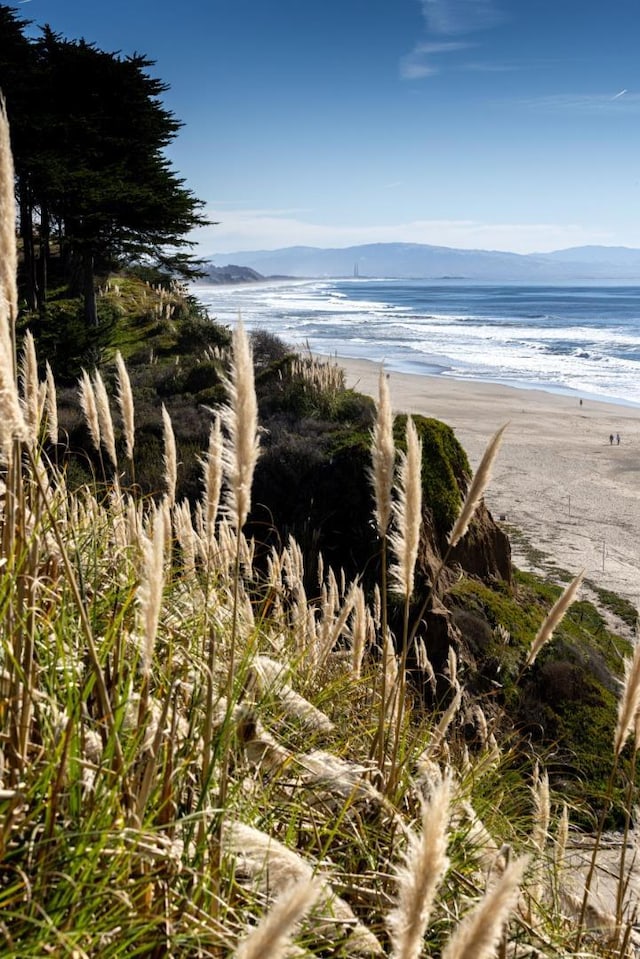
(3, 124, 640, 955)
(0, 332, 637, 956)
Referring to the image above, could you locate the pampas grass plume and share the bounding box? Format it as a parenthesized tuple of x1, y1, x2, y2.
(221, 316, 260, 530)
(0, 96, 17, 332)
(440, 855, 528, 959)
(613, 634, 640, 756)
(0, 99, 26, 453)
(235, 879, 321, 959)
(93, 370, 117, 469)
(200, 415, 223, 535)
(370, 367, 395, 535)
(115, 351, 135, 461)
(19, 329, 39, 445)
(388, 416, 422, 598)
(161, 403, 177, 507)
(449, 424, 507, 547)
(136, 506, 165, 677)
(78, 369, 100, 453)
(525, 569, 584, 668)
(387, 773, 452, 959)
(44, 361, 58, 445)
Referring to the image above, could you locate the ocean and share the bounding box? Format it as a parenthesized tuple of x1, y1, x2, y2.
(192, 279, 640, 407)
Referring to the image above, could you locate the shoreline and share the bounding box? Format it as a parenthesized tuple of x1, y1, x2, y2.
(326, 353, 640, 605)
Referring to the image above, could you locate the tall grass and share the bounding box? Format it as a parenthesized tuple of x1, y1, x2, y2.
(0, 99, 639, 957)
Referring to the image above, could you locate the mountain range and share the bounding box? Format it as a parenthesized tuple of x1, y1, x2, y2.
(205, 242, 640, 281)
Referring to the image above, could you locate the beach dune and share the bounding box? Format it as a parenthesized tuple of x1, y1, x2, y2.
(337, 356, 640, 606)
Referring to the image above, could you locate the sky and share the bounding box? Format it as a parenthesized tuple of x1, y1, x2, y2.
(11, 0, 640, 255)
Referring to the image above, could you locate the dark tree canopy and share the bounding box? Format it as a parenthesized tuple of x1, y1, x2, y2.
(0, 6, 208, 324)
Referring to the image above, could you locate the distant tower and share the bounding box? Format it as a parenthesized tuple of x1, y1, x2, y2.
(353, 262, 359, 278)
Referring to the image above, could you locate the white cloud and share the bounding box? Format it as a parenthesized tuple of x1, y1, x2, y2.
(400, 41, 470, 78)
(196, 208, 617, 256)
(402, 0, 504, 79)
(420, 0, 503, 36)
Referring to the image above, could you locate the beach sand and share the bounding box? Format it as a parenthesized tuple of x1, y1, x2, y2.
(335, 356, 640, 607)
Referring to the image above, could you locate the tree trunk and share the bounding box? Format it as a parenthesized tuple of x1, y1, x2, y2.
(82, 247, 98, 327)
(37, 200, 49, 311)
(18, 175, 37, 311)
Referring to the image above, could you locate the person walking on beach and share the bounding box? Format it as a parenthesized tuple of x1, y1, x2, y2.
(616, 433, 621, 445)
(610, 434, 614, 445)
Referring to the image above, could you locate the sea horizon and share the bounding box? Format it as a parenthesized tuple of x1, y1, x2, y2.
(192, 278, 640, 408)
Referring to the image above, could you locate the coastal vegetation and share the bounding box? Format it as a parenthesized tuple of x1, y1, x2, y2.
(0, 3, 206, 327)
(2, 15, 640, 959)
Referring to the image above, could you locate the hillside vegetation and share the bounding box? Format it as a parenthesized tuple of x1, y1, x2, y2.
(2, 112, 640, 957)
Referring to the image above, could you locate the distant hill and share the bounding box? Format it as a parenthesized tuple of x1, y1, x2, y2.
(201, 263, 266, 285)
(204, 243, 640, 281)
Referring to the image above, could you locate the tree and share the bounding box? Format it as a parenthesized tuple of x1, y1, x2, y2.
(0, 8, 208, 325)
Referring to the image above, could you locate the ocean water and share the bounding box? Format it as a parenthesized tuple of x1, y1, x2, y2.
(192, 278, 640, 407)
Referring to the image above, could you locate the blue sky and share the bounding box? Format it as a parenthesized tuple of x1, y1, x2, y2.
(13, 0, 640, 254)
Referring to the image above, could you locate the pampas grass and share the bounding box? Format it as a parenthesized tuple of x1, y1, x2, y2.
(2, 92, 630, 959)
(524, 569, 584, 668)
(19, 329, 39, 445)
(387, 773, 452, 959)
(0, 99, 26, 455)
(44, 360, 58, 446)
(448, 424, 507, 548)
(93, 369, 118, 470)
(0, 96, 17, 333)
(200, 415, 223, 542)
(235, 879, 322, 959)
(613, 635, 640, 757)
(79, 369, 100, 454)
(221, 316, 260, 531)
(370, 367, 395, 536)
(161, 403, 177, 506)
(136, 506, 165, 678)
(115, 351, 135, 462)
(388, 415, 422, 600)
(440, 855, 528, 959)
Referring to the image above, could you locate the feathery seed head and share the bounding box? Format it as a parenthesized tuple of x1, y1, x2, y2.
(221, 315, 260, 530)
(614, 635, 640, 756)
(387, 773, 452, 959)
(440, 855, 529, 959)
(92, 370, 117, 469)
(449, 423, 507, 547)
(0, 96, 17, 333)
(136, 506, 165, 678)
(370, 367, 395, 535)
(235, 879, 322, 959)
(78, 370, 100, 453)
(19, 329, 39, 445)
(44, 361, 58, 445)
(115, 351, 135, 460)
(0, 99, 26, 454)
(199, 415, 223, 536)
(525, 569, 584, 668)
(388, 416, 423, 599)
(161, 403, 177, 506)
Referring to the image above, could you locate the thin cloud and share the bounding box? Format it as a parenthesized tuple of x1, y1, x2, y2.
(400, 41, 470, 78)
(513, 92, 640, 113)
(402, 0, 504, 79)
(420, 0, 504, 36)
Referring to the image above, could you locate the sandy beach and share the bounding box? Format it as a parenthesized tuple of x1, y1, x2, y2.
(335, 356, 640, 607)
